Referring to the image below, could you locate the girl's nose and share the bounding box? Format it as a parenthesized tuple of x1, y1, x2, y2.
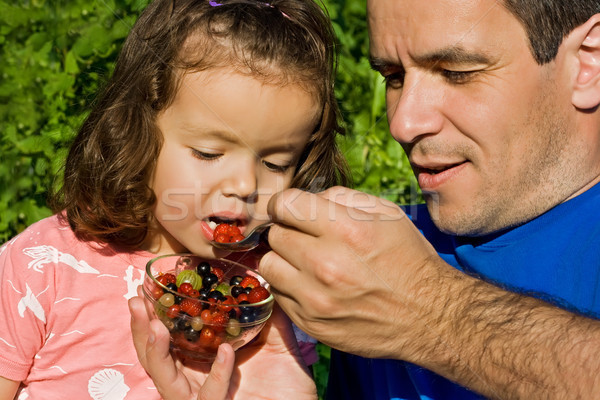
(221, 157, 258, 200)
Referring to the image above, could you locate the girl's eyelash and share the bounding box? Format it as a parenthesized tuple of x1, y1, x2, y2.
(191, 148, 222, 161)
(263, 160, 291, 173)
(192, 148, 291, 172)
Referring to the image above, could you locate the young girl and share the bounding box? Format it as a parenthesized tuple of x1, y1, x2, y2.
(0, 0, 349, 398)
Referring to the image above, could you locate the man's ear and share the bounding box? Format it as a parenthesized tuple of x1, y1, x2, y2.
(572, 15, 600, 110)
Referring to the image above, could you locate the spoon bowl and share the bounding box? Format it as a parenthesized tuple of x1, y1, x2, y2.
(211, 222, 274, 251)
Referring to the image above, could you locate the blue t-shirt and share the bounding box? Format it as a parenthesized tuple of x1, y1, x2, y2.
(326, 183, 600, 400)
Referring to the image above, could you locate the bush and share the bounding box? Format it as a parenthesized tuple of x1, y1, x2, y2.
(0, 0, 147, 242)
(0, 0, 418, 243)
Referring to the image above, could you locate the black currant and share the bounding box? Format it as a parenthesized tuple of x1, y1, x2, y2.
(231, 285, 243, 298)
(184, 326, 200, 342)
(166, 283, 178, 292)
(229, 275, 244, 286)
(208, 290, 224, 301)
(175, 317, 189, 332)
(197, 262, 211, 276)
(203, 273, 218, 288)
(239, 313, 255, 324)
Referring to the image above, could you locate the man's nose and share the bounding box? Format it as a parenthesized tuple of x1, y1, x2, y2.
(386, 73, 444, 145)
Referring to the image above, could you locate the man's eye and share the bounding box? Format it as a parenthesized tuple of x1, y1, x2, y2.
(191, 149, 222, 161)
(382, 71, 405, 89)
(442, 69, 476, 84)
(263, 160, 291, 173)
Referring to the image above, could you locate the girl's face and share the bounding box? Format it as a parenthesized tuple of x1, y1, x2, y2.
(145, 69, 320, 257)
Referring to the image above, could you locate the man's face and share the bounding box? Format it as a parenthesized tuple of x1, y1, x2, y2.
(368, 0, 587, 235)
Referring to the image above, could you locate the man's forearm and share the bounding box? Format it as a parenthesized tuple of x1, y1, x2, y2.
(414, 261, 600, 399)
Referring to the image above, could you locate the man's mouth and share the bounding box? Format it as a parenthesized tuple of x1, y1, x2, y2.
(415, 162, 465, 175)
(412, 161, 468, 189)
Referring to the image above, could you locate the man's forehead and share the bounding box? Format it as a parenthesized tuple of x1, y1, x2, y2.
(367, 0, 519, 61)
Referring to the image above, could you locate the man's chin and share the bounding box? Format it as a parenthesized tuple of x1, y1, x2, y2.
(424, 200, 491, 237)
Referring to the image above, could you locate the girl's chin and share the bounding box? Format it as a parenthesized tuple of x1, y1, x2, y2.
(183, 243, 232, 259)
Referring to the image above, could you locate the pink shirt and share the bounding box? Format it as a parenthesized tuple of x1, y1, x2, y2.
(0, 215, 317, 399)
(0, 215, 158, 399)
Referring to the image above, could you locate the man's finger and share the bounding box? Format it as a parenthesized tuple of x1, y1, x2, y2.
(267, 189, 337, 237)
(320, 186, 406, 219)
(258, 250, 306, 298)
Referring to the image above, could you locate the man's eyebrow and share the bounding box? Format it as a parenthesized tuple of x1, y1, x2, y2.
(414, 47, 492, 65)
(370, 47, 492, 72)
(369, 56, 394, 73)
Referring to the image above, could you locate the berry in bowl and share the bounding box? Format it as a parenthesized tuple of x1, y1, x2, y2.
(142, 254, 273, 362)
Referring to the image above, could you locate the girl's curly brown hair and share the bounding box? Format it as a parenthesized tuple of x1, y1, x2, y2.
(51, 0, 350, 248)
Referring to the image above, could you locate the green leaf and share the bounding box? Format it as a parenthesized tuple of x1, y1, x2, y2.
(64, 50, 79, 74)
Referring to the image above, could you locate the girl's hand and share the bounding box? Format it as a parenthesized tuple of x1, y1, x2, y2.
(129, 289, 317, 400)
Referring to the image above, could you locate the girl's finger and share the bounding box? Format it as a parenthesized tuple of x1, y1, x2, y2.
(197, 344, 235, 400)
(128, 295, 152, 367)
(144, 319, 195, 398)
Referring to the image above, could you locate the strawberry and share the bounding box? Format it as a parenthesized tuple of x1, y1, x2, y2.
(210, 311, 229, 332)
(211, 267, 224, 283)
(157, 273, 176, 286)
(247, 286, 270, 303)
(166, 304, 181, 319)
(229, 225, 242, 236)
(231, 234, 245, 242)
(214, 233, 229, 243)
(219, 295, 237, 311)
(178, 282, 193, 295)
(213, 223, 231, 237)
(180, 299, 202, 317)
(213, 223, 244, 243)
(240, 276, 260, 289)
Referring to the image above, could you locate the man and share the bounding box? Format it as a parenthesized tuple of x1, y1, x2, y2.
(258, 0, 600, 398)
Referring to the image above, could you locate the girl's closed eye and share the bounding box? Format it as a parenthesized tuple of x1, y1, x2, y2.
(262, 159, 292, 173)
(191, 148, 222, 162)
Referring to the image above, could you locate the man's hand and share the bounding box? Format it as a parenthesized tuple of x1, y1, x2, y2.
(258, 187, 450, 360)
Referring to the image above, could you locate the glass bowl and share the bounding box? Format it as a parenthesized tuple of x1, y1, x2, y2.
(142, 254, 274, 362)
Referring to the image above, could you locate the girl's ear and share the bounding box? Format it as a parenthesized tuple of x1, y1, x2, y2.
(572, 15, 600, 109)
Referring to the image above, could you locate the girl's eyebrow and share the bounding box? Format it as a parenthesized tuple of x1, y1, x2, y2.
(181, 124, 242, 144)
(181, 124, 302, 153)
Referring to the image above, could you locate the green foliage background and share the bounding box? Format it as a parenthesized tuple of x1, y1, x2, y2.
(0, 0, 417, 396)
(0, 0, 418, 243)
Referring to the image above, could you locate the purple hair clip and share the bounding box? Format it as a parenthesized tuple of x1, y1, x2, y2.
(208, 0, 289, 18)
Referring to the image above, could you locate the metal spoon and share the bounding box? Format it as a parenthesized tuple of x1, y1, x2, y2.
(210, 222, 274, 251)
